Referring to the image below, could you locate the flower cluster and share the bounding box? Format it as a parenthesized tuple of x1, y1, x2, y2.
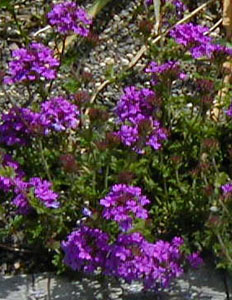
(169, 0, 186, 19)
(0, 97, 80, 146)
(62, 225, 203, 290)
(12, 177, 59, 214)
(170, 23, 232, 59)
(4, 43, 59, 85)
(226, 103, 232, 117)
(105, 234, 185, 289)
(62, 225, 110, 272)
(0, 153, 24, 192)
(221, 183, 232, 195)
(100, 184, 150, 231)
(39, 97, 80, 134)
(0, 154, 59, 214)
(115, 86, 167, 153)
(145, 60, 186, 85)
(47, 1, 92, 36)
(0, 107, 40, 146)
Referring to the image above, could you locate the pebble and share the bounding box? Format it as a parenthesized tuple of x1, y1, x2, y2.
(121, 58, 130, 66)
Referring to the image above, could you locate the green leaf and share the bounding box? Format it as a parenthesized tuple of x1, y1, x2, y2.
(0, 0, 13, 9)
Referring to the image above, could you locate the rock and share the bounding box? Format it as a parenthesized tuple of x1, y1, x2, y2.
(0, 264, 231, 300)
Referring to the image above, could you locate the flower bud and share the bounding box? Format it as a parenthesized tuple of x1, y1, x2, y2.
(60, 153, 78, 173)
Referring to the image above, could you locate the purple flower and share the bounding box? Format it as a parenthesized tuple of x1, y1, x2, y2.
(187, 252, 203, 268)
(105, 233, 186, 289)
(4, 43, 59, 84)
(0, 154, 24, 192)
(226, 104, 232, 117)
(29, 177, 59, 208)
(11, 176, 59, 214)
(221, 183, 232, 195)
(145, 0, 153, 5)
(116, 86, 156, 125)
(116, 119, 167, 154)
(170, 23, 211, 47)
(39, 97, 80, 134)
(12, 178, 32, 215)
(0, 98, 80, 146)
(100, 184, 150, 231)
(115, 86, 167, 153)
(62, 225, 110, 271)
(47, 1, 92, 36)
(0, 107, 40, 146)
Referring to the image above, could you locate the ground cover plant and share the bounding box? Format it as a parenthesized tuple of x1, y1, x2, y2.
(0, 0, 232, 295)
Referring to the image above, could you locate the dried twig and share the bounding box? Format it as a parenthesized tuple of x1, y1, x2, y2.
(0, 243, 36, 253)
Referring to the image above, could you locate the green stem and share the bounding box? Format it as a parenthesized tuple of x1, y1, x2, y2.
(38, 140, 52, 182)
(10, 8, 29, 45)
(104, 164, 109, 190)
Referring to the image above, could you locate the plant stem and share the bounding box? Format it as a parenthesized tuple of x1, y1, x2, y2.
(38, 139, 52, 182)
(10, 8, 29, 45)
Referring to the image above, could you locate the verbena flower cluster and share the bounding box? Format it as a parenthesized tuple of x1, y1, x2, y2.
(0, 107, 40, 146)
(62, 224, 203, 290)
(226, 103, 232, 117)
(62, 183, 203, 290)
(39, 97, 80, 134)
(105, 233, 185, 289)
(0, 153, 24, 192)
(12, 177, 59, 214)
(4, 43, 59, 84)
(170, 23, 232, 59)
(115, 86, 167, 153)
(0, 97, 80, 146)
(62, 225, 110, 272)
(145, 60, 186, 84)
(47, 1, 92, 36)
(221, 183, 232, 195)
(0, 154, 59, 214)
(100, 184, 150, 231)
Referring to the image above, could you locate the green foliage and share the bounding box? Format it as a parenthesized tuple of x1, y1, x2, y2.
(1, 0, 232, 276)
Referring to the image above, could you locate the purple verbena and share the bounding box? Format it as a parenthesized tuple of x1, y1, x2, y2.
(29, 177, 60, 209)
(105, 233, 185, 290)
(12, 177, 59, 214)
(0, 154, 24, 192)
(145, 61, 184, 84)
(187, 252, 203, 268)
(100, 184, 150, 231)
(4, 43, 59, 84)
(221, 182, 232, 195)
(170, 23, 211, 47)
(62, 225, 110, 272)
(39, 97, 80, 134)
(226, 103, 232, 117)
(47, 1, 92, 36)
(115, 86, 167, 153)
(62, 226, 203, 290)
(0, 98, 80, 146)
(0, 107, 40, 146)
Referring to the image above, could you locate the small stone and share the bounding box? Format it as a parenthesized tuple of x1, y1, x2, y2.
(105, 57, 115, 65)
(121, 58, 129, 66)
(113, 15, 121, 22)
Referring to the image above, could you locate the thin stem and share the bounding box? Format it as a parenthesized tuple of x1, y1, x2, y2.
(104, 164, 109, 190)
(216, 231, 232, 265)
(38, 139, 52, 182)
(48, 35, 66, 94)
(10, 8, 29, 45)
